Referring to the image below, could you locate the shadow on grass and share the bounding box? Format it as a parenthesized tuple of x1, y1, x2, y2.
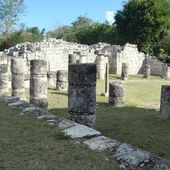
(50, 91, 68, 96)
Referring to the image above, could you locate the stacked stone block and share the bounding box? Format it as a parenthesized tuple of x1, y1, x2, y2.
(109, 81, 125, 107)
(68, 64, 96, 128)
(57, 70, 68, 91)
(160, 85, 170, 120)
(30, 60, 48, 110)
(0, 64, 9, 95)
(11, 58, 25, 100)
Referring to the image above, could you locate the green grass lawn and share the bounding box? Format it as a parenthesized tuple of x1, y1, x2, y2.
(48, 74, 170, 160)
(0, 101, 120, 170)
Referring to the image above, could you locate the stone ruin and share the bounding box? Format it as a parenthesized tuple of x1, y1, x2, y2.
(0, 38, 170, 80)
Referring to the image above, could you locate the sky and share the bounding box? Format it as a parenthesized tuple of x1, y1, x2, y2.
(20, 0, 126, 31)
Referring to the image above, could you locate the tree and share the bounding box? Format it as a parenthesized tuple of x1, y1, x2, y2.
(115, 0, 170, 55)
(0, 0, 24, 35)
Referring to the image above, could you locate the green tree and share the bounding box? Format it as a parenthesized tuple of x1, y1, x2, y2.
(0, 0, 24, 35)
(115, 0, 170, 55)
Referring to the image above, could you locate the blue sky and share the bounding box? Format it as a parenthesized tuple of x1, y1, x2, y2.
(20, 0, 126, 31)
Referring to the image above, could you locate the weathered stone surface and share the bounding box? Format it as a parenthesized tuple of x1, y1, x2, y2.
(11, 58, 26, 100)
(47, 71, 57, 88)
(5, 96, 20, 103)
(109, 81, 125, 107)
(84, 136, 120, 151)
(151, 159, 170, 170)
(8, 100, 32, 109)
(68, 86, 96, 114)
(68, 54, 77, 64)
(11, 58, 25, 74)
(57, 119, 77, 130)
(114, 144, 151, 168)
(21, 106, 48, 116)
(68, 64, 96, 128)
(143, 64, 151, 79)
(70, 114, 96, 128)
(96, 55, 106, 80)
(63, 124, 101, 139)
(30, 59, 47, 76)
(160, 85, 170, 120)
(30, 60, 48, 110)
(121, 63, 129, 80)
(0, 64, 9, 95)
(57, 70, 68, 91)
(68, 64, 96, 86)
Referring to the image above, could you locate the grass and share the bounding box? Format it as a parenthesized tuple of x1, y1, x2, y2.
(48, 74, 170, 160)
(0, 101, 120, 170)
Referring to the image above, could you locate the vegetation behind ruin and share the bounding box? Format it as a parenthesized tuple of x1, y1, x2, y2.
(0, 0, 170, 62)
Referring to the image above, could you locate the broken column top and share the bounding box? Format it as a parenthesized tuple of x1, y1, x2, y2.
(69, 63, 96, 86)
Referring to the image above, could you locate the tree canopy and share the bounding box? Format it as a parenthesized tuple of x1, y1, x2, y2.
(115, 0, 170, 55)
(0, 0, 24, 35)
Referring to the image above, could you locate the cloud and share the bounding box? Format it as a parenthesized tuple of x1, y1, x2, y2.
(105, 11, 115, 25)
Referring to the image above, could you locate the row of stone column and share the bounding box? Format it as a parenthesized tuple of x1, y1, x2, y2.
(0, 59, 48, 110)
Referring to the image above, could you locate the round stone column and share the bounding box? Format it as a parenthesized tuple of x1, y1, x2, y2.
(109, 81, 125, 107)
(160, 85, 170, 120)
(121, 63, 129, 80)
(96, 55, 106, 80)
(68, 64, 96, 128)
(11, 58, 25, 100)
(143, 64, 150, 79)
(68, 54, 77, 64)
(30, 60, 48, 110)
(57, 70, 68, 91)
(0, 64, 9, 95)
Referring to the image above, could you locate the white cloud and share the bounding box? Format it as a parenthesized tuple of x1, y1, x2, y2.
(105, 11, 115, 25)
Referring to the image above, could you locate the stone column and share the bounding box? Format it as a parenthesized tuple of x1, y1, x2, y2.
(68, 54, 77, 64)
(0, 64, 9, 95)
(47, 71, 57, 88)
(11, 58, 25, 100)
(121, 63, 129, 80)
(109, 81, 125, 107)
(68, 64, 96, 128)
(143, 64, 150, 79)
(30, 60, 48, 110)
(101, 63, 109, 97)
(57, 70, 68, 91)
(160, 85, 170, 120)
(96, 55, 106, 80)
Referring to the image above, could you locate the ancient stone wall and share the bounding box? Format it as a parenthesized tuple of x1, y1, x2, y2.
(145, 55, 170, 78)
(116, 43, 145, 75)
